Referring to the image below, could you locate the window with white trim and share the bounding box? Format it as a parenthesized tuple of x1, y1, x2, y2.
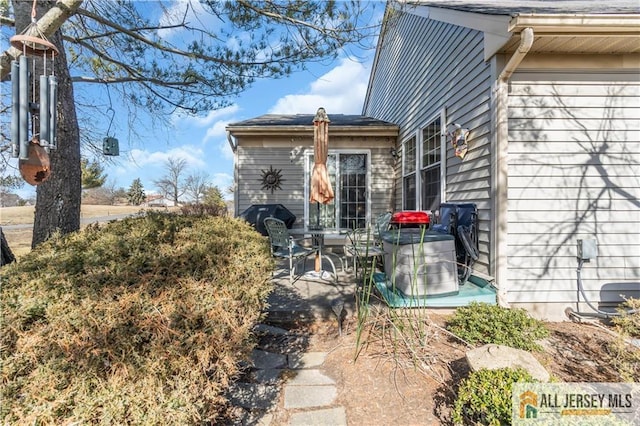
(306, 151, 369, 229)
(401, 110, 446, 212)
(420, 117, 442, 211)
(402, 135, 417, 210)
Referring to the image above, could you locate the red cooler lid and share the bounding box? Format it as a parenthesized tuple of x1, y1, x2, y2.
(390, 211, 430, 225)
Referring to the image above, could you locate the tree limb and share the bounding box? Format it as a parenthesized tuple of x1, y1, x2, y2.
(0, 0, 84, 80)
(236, 0, 337, 37)
(75, 7, 246, 66)
(0, 15, 15, 27)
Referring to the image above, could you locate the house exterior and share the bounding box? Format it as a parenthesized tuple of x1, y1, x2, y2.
(144, 194, 176, 208)
(363, 1, 639, 319)
(226, 114, 399, 230)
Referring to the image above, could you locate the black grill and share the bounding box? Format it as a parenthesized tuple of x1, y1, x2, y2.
(238, 204, 296, 236)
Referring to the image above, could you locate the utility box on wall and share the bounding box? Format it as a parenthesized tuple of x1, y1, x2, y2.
(577, 239, 598, 261)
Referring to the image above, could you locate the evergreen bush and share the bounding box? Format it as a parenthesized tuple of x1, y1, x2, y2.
(1, 212, 272, 424)
(452, 367, 536, 426)
(446, 302, 549, 351)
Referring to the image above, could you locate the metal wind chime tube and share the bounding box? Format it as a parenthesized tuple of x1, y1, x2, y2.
(39, 74, 50, 149)
(18, 55, 30, 160)
(48, 75, 58, 150)
(10, 61, 20, 158)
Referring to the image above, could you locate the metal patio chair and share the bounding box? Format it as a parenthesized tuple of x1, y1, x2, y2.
(373, 211, 392, 244)
(344, 227, 385, 281)
(264, 217, 315, 283)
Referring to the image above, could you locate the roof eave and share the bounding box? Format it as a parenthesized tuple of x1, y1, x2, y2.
(509, 14, 640, 34)
(401, 3, 640, 59)
(226, 125, 399, 138)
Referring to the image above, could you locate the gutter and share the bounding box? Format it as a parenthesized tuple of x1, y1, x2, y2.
(499, 28, 534, 82)
(226, 131, 237, 153)
(493, 27, 534, 307)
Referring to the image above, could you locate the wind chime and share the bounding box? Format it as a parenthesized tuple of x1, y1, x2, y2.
(10, 1, 59, 186)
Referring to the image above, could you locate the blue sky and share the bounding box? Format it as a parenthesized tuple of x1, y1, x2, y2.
(106, 55, 374, 199)
(8, 1, 382, 201)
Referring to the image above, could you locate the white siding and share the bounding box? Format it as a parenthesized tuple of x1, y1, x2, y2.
(363, 11, 494, 275)
(507, 71, 640, 308)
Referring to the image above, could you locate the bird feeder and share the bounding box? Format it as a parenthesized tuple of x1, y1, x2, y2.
(103, 136, 120, 156)
(102, 105, 120, 156)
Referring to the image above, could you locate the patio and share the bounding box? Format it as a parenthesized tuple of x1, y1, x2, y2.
(264, 248, 498, 324)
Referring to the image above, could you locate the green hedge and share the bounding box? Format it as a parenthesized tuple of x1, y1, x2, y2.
(1, 212, 273, 424)
(453, 368, 536, 426)
(446, 302, 549, 351)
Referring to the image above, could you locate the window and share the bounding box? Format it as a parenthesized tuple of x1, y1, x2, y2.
(402, 135, 417, 210)
(421, 118, 441, 211)
(401, 110, 446, 213)
(339, 154, 367, 229)
(307, 151, 369, 229)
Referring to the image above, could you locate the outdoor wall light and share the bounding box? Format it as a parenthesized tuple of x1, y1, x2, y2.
(390, 148, 399, 159)
(289, 146, 302, 162)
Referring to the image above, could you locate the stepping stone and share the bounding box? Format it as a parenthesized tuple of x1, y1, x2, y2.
(288, 352, 327, 369)
(283, 385, 337, 409)
(253, 323, 289, 336)
(466, 344, 550, 382)
(251, 349, 287, 370)
(253, 368, 284, 384)
(287, 369, 335, 386)
(227, 382, 279, 410)
(289, 407, 347, 426)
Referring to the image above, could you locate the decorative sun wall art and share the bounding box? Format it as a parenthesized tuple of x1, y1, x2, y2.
(259, 165, 285, 193)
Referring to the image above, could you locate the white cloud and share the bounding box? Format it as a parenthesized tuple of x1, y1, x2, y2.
(203, 120, 229, 144)
(211, 172, 233, 192)
(108, 144, 217, 193)
(157, 0, 212, 40)
(129, 146, 207, 168)
(171, 105, 238, 163)
(269, 58, 371, 115)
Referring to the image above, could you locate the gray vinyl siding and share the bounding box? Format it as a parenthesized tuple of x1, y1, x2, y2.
(237, 146, 307, 224)
(236, 143, 395, 227)
(507, 71, 640, 306)
(363, 11, 494, 275)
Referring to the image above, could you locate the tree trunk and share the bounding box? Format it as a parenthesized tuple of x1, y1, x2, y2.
(32, 28, 81, 247)
(13, 1, 81, 248)
(1, 228, 16, 266)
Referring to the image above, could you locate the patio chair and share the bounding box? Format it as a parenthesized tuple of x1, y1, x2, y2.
(263, 217, 315, 283)
(344, 227, 385, 281)
(431, 203, 479, 284)
(373, 211, 392, 244)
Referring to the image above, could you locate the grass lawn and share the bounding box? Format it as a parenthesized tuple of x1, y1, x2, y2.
(1, 205, 177, 258)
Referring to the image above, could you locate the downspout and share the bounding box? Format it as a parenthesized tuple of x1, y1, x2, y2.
(493, 27, 534, 307)
(227, 131, 239, 216)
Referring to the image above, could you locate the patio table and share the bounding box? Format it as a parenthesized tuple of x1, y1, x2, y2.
(289, 227, 347, 282)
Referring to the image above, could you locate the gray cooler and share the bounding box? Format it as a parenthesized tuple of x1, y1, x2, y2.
(381, 230, 459, 297)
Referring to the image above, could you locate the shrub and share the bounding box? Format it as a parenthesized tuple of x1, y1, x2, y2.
(611, 297, 640, 338)
(446, 302, 549, 351)
(181, 202, 228, 217)
(453, 368, 536, 426)
(1, 212, 272, 424)
(608, 298, 640, 381)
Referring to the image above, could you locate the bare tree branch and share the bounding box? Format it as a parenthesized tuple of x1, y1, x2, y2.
(0, 0, 84, 80)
